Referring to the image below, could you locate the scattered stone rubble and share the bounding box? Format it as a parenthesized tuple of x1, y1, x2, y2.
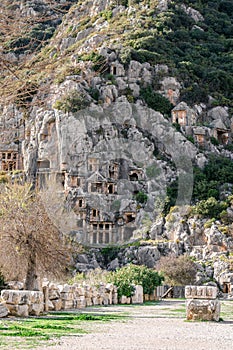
(185, 285, 220, 321)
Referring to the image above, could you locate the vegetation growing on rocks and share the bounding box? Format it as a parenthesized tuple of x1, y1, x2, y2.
(0, 0, 233, 290)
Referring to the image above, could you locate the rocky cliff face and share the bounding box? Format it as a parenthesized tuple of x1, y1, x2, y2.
(1, 0, 233, 285)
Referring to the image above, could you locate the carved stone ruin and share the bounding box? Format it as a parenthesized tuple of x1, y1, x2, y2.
(1, 290, 44, 317)
(185, 285, 220, 321)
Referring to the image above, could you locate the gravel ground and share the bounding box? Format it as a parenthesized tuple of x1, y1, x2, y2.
(36, 300, 233, 350)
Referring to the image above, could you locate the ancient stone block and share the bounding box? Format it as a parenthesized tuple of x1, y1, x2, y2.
(62, 284, 71, 293)
(7, 281, 24, 290)
(29, 303, 44, 316)
(6, 304, 29, 317)
(185, 285, 217, 300)
(108, 291, 113, 305)
(49, 289, 60, 300)
(30, 291, 43, 304)
(119, 296, 131, 304)
(92, 297, 99, 305)
(0, 303, 8, 317)
(61, 292, 73, 301)
(1, 290, 43, 306)
(48, 300, 55, 311)
(105, 283, 114, 292)
(62, 300, 74, 310)
(1, 290, 20, 305)
(132, 285, 143, 304)
(186, 299, 220, 322)
(103, 295, 109, 306)
(51, 299, 62, 311)
(77, 296, 86, 309)
(85, 298, 93, 307)
(112, 292, 118, 305)
(98, 297, 104, 305)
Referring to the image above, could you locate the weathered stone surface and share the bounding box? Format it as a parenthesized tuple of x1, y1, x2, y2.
(0, 303, 8, 318)
(7, 281, 24, 290)
(186, 299, 220, 321)
(131, 285, 143, 304)
(49, 289, 60, 300)
(6, 304, 29, 317)
(29, 303, 44, 316)
(1, 290, 42, 305)
(62, 300, 74, 310)
(181, 5, 204, 23)
(205, 225, 224, 246)
(150, 217, 165, 239)
(119, 296, 131, 304)
(136, 246, 160, 268)
(1, 290, 44, 317)
(51, 299, 62, 311)
(185, 286, 218, 300)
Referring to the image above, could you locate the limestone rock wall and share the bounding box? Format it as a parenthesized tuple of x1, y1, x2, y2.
(19, 96, 197, 246)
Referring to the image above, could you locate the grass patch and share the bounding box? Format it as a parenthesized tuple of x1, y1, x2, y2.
(0, 311, 124, 349)
(0, 318, 85, 338)
(172, 308, 186, 313)
(47, 312, 125, 321)
(220, 300, 233, 321)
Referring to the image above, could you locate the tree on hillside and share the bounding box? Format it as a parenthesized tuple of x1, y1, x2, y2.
(0, 0, 75, 107)
(0, 182, 74, 290)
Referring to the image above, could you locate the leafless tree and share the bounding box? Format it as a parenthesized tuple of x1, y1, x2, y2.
(0, 182, 74, 290)
(0, 0, 76, 107)
(157, 254, 197, 286)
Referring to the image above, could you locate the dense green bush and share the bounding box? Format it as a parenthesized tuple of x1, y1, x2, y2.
(134, 191, 148, 204)
(101, 246, 121, 265)
(210, 136, 219, 146)
(163, 180, 178, 215)
(192, 197, 228, 218)
(123, 0, 233, 107)
(107, 264, 163, 297)
(88, 87, 100, 101)
(140, 86, 173, 116)
(164, 154, 233, 214)
(192, 155, 233, 201)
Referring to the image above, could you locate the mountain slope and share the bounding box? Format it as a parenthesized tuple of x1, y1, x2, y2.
(0, 0, 233, 284)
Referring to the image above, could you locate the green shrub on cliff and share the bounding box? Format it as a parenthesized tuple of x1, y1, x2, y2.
(192, 197, 228, 219)
(53, 91, 90, 113)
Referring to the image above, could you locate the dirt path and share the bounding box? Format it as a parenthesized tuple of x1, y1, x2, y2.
(37, 300, 233, 350)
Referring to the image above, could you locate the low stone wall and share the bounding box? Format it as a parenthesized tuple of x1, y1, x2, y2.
(46, 282, 118, 311)
(1, 290, 44, 317)
(0, 283, 144, 317)
(185, 285, 220, 322)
